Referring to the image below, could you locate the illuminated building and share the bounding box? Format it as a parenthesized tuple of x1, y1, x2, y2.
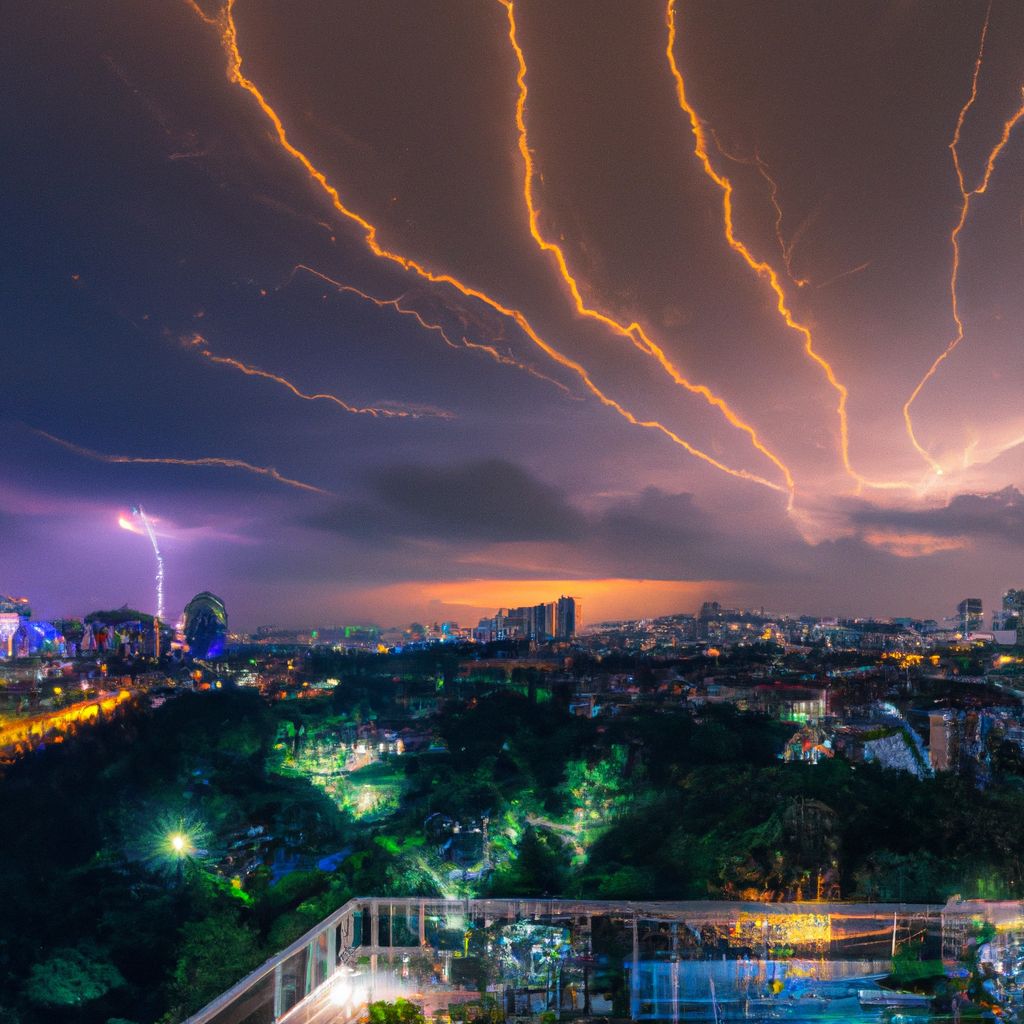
(994, 589, 1024, 642)
(11, 620, 63, 658)
(474, 596, 580, 642)
(0, 595, 31, 618)
(0, 614, 19, 658)
(957, 597, 983, 635)
(183, 591, 228, 659)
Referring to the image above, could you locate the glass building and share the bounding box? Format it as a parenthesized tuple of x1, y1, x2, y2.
(183, 591, 228, 659)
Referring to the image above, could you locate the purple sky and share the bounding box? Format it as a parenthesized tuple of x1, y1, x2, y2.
(3, 1, 1024, 629)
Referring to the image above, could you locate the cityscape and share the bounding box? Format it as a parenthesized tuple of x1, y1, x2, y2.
(6, 1, 1024, 1024)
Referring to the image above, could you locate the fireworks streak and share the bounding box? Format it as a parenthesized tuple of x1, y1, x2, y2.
(903, 3, 1024, 473)
(290, 264, 575, 396)
(132, 505, 165, 621)
(37, 430, 328, 494)
(184, 332, 450, 419)
(664, 0, 912, 493)
(182, 0, 790, 496)
(498, 0, 796, 505)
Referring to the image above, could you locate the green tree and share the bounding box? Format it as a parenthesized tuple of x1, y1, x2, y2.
(166, 913, 261, 1016)
(367, 998, 426, 1024)
(24, 946, 124, 1008)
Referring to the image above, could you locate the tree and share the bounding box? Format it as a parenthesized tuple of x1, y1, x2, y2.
(367, 998, 426, 1024)
(167, 913, 261, 1016)
(24, 946, 124, 1008)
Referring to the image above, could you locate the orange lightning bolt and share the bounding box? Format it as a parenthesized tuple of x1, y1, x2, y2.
(183, 0, 788, 495)
(497, 0, 795, 506)
(903, 4, 1024, 474)
(36, 430, 329, 494)
(290, 264, 576, 397)
(666, 1, 907, 493)
(183, 332, 451, 418)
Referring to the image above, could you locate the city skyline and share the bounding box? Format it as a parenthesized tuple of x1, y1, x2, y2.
(4, 2, 1024, 628)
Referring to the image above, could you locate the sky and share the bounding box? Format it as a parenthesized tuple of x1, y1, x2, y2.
(3, 0, 1024, 630)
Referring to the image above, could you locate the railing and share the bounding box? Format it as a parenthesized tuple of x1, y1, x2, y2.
(184, 897, 1023, 1024)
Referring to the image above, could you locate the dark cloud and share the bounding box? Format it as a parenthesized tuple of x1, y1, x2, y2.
(312, 459, 579, 542)
(850, 487, 1024, 543)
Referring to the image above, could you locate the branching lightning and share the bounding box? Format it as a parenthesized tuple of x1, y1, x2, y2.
(37, 430, 328, 494)
(182, 0, 790, 496)
(708, 134, 813, 289)
(289, 264, 576, 396)
(903, 3, 1024, 473)
(753, 153, 810, 288)
(132, 505, 165, 621)
(497, 0, 795, 506)
(183, 332, 451, 418)
(665, 1, 912, 493)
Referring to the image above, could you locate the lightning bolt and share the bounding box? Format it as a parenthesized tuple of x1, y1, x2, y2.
(666, 0, 906, 493)
(753, 154, 810, 288)
(498, 0, 795, 506)
(903, 3, 1024, 473)
(183, 332, 451, 418)
(708, 134, 812, 288)
(289, 264, 576, 397)
(183, 0, 788, 496)
(133, 505, 165, 621)
(36, 430, 328, 494)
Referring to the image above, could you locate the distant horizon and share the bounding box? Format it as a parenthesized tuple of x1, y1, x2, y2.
(14, 581, 1016, 637)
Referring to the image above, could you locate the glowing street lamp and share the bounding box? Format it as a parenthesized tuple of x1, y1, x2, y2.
(169, 831, 192, 884)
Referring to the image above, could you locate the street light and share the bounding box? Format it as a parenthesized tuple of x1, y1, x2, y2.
(169, 831, 192, 884)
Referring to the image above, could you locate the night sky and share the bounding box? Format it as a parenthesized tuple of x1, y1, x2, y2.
(4, 1, 1024, 629)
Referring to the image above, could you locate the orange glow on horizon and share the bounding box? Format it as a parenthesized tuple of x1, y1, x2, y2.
(348, 577, 729, 625)
(498, 0, 796, 507)
(903, 3, 1024, 473)
(184, 0, 789, 496)
(665, 1, 914, 494)
(37, 430, 328, 495)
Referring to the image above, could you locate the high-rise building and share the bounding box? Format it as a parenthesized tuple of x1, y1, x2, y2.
(956, 598, 983, 635)
(995, 590, 1024, 640)
(555, 595, 581, 639)
(183, 591, 228, 659)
